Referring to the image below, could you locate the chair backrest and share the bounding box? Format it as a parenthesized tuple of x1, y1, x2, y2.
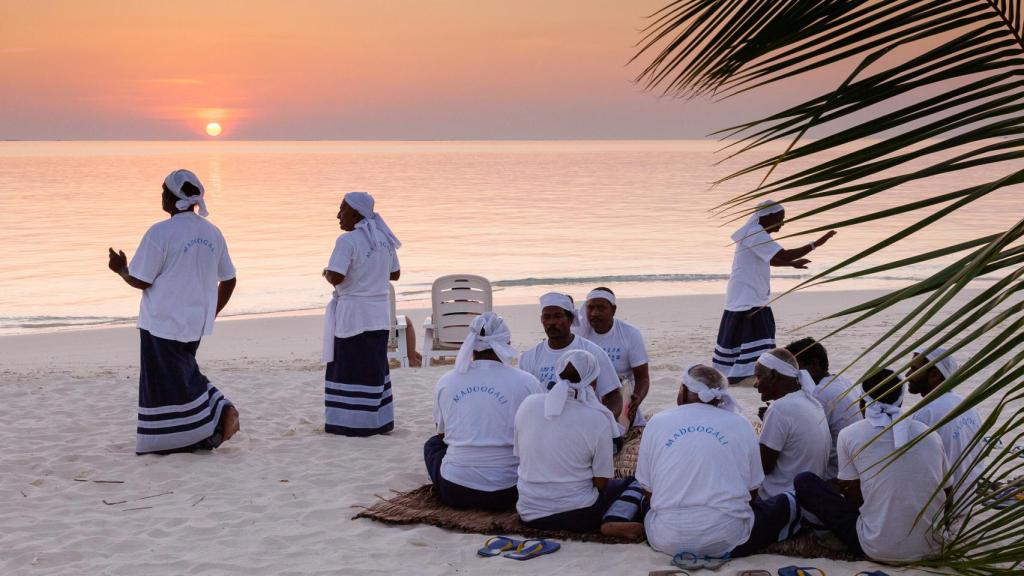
(431, 274, 493, 349)
(388, 282, 398, 347)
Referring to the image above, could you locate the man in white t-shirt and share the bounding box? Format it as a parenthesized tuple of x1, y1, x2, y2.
(514, 349, 627, 532)
(425, 312, 544, 510)
(600, 365, 798, 559)
(322, 192, 401, 437)
(574, 287, 651, 428)
(908, 347, 984, 499)
(795, 369, 951, 562)
(753, 349, 831, 499)
(519, 292, 623, 429)
(107, 169, 240, 455)
(713, 200, 836, 384)
(785, 337, 863, 479)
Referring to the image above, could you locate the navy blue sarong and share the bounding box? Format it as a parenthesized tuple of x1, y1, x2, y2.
(324, 329, 393, 436)
(712, 307, 776, 382)
(136, 329, 232, 455)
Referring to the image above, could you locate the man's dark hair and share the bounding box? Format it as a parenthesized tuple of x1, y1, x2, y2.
(180, 181, 201, 197)
(564, 309, 575, 323)
(862, 368, 902, 405)
(785, 337, 829, 372)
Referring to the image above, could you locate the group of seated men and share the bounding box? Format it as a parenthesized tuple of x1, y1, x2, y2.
(424, 289, 985, 564)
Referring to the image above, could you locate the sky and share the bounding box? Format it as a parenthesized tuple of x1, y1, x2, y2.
(2, 0, 847, 140)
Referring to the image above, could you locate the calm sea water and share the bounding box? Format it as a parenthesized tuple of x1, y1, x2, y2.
(0, 140, 1016, 335)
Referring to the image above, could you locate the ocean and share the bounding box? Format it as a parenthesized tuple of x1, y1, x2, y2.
(0, 140, 1015, 335)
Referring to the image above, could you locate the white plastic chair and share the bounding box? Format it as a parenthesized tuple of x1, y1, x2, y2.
(421, 274, 493, 367)
(387, 283, 410, 369)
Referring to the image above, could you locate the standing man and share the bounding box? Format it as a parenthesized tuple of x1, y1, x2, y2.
(908, 346, 985, 498)
(574, 287, 651, 428)
(107, 169, 240, 455)
(713, 200, 836, 384)
(322, 192, 401, 437)
(785, 337, 863, 479)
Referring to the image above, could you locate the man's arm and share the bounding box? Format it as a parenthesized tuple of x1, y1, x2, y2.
(770, 231, 836, 268)
(216, 277, 236, 315)
(108, 248, 152, 290)
(592, 477, 610, 490)
(760, 444, 780, 476)
(602, 388, 624, 419)
(390, 269, 401, 281)
(324, 269, 346, 286)
(627, 364, 650, 422)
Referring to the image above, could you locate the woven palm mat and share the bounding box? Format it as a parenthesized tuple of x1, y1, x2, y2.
(353, 428, 857, 559)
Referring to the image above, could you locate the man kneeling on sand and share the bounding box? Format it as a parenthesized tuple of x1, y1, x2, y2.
(514, 350, 631, 532)
(601, 365, 797, 560)
(794, 369, 951, 562)
(425, 312, 544, 510)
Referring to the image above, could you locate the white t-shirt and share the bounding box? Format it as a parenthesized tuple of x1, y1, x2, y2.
(518, 335, 622, 398)
(724, 226, 782, 312)
(326, 230, 400, 338)
(574, 318, 650, 426)
(129, 212, 235, 343)
(813, 374, 864, 479)
(838, 420, 949, 562)
(912, 392, 983, 499)
(637, 403, 763, 557)
(513, 394, 615, 521)
(758, 390, 831, 498)
(433, 360, 545, 491)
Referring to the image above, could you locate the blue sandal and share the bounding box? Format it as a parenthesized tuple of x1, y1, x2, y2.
(671, 551, 730, 570)
(477, 536, 521, 557)
(503, 539, 561, 560)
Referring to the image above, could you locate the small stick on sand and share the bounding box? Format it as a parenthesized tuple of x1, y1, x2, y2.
(122, 506, 152, 512)
(137, 491, 173, 501)
(191, 495, 206, 507)
(20, 490, 27, 498)
(103, 499, 128, 505)
(74, 478, 125, 484)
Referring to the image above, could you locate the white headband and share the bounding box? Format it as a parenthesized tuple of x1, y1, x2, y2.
(453, 312, 518, 373)
(545, 350, 619, 435)
(164, 169, 208, 217)
(344, 191, 401, 250)
(586, 289, 616, 305)
(731, 199, 784, 242)
(540, 292, 575, 313)
(861, 384, 909, 448)
(682, 364, 741, 414)
(914, 347, 959, 381)
(757, 352, 800, 378)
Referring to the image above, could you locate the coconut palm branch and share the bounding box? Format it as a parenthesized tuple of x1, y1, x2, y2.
(634, 1, 1024, 572)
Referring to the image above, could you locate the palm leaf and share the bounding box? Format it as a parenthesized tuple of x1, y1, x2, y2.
(635, 0, 1024, 570)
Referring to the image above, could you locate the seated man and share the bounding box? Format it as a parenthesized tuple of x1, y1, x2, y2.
(514, 350, 628, 532)
(600, 365, 798, 559)
(785, 337, 862, 479)
(795, 369, 951, 562)
(425, 312, 544, 510)
(754, 349, 831, 498)
(574, 287, 651, 428)
(909, 347, 984, 498)
(519, 292, 624, 422)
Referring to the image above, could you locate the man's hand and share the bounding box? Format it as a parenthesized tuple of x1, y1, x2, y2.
(789, 258, 811, 269)
(108, 248, 128, 274)
(815, 230, 837, 247)
(758, 404, 768, 421)
(627, 395, 641, 422)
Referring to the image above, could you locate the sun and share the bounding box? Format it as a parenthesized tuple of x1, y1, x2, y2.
(205, 122, 222, 137)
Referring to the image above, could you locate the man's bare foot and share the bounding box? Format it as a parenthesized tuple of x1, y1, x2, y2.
(409, 351, 423, 368)
(220, 405, 240, 442)
(600, 521, 645, 541)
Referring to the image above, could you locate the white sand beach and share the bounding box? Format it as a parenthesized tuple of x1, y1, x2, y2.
(0, 289, 976, 575)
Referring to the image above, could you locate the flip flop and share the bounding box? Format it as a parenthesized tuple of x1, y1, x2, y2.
(778, 567, 826, 576)
(671, 551, 730, 570)
(981, 485, 1024, 510)
(503, 539, 561, 561)
(477, 536, 521, 557)
(854, 572, 890, 576)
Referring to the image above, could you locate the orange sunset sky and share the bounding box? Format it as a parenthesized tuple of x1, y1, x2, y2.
(3, 1, 848, 140)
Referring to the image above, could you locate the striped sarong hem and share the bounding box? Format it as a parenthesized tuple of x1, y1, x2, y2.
(712, 307, 776, 381)
(325, 330, 393, 437)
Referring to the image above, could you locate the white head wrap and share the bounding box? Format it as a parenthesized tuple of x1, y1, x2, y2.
(575, 289, 617, 337)
(731, 199, 784, 243)
(681, 364, 742, 414)
(914, 346, 959, 381)
(453, 312, 518, 374)
(344, 192, 401, 251)
(757, 352, 821, 405)
(586, 289, 616, 305)
(540, 292, 581, 328)
(164, 169, 208, 217)
(544, 350, 619, 433)
(861, 383, 910, 448)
